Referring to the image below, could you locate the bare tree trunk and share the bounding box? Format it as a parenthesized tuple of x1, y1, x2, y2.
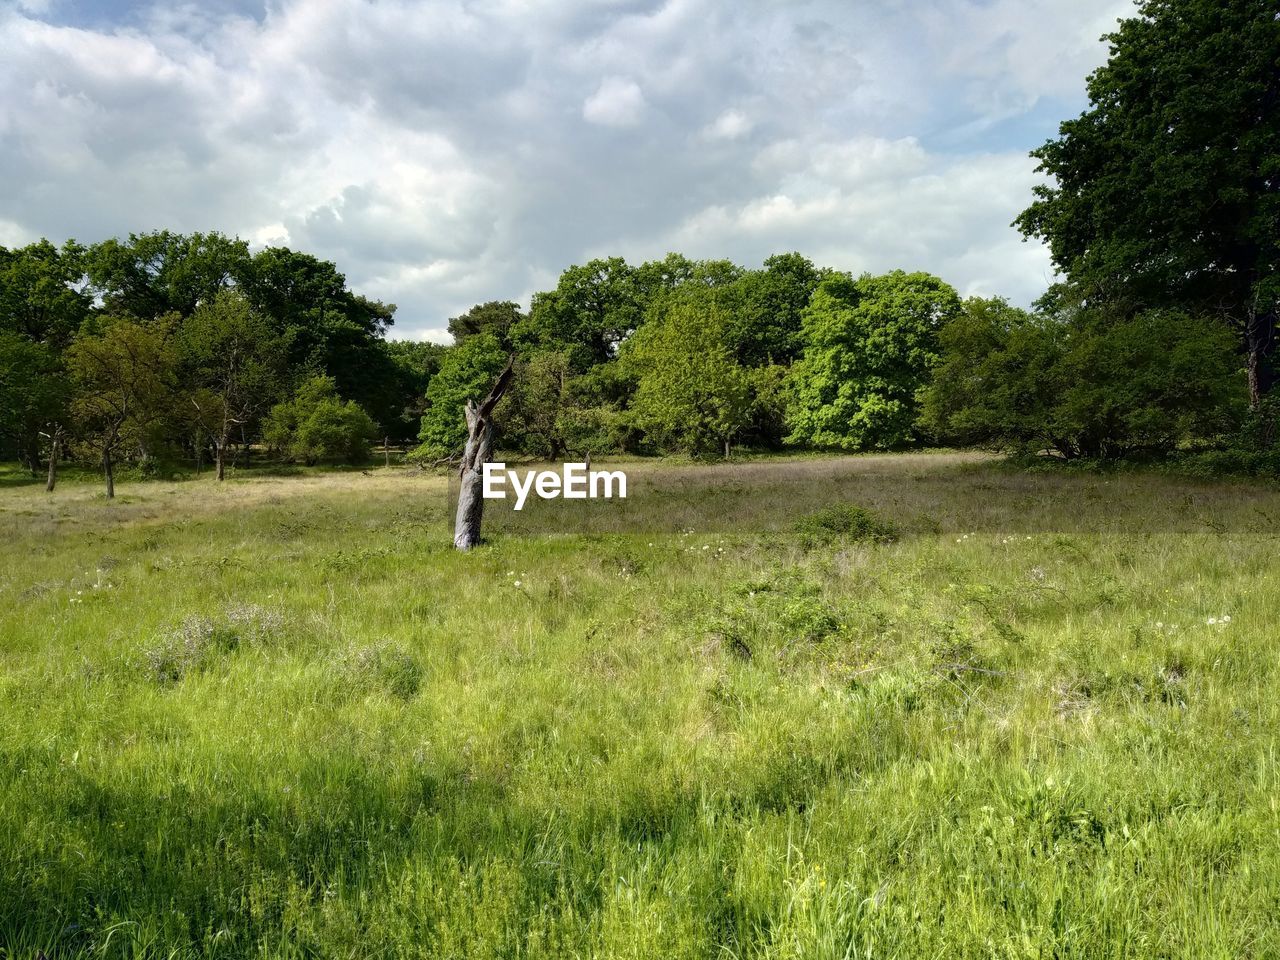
(215, 439, 226, 481)
(104, 449, 115, 499)
(45, 430, 60, 493)
(453, 360, 514, 551)
(384, 437, 390, 468)
(1246, 310, 1277, 409)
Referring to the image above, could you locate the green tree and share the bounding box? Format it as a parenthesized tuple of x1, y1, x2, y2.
(725, 252, 824, 366)
(787, 271, 961, 450)
(0, 332, 70, 472)
(922, 299, 1246, 458)
(178, 290, 286, 480)
(239, 246, 399, 426)
(0, 239, 90, 348)
(263, 376, 378, 465)
(514, 258, 642, 369)
(1015, 0, 1280, 406)
(415, 334, 508, 457)
(625, 298, 751, 457)
(499, 349, 575, 460)
(84, 231, 250, 321)
(383, 339, 448, 442)
(447, 301, 524, 347)
(66, 318, 177, 497)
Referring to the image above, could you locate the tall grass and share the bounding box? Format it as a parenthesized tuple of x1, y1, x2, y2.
(1, 456, 1277, 957)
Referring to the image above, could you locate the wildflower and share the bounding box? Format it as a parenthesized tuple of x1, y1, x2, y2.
(513, 580, 522, 588)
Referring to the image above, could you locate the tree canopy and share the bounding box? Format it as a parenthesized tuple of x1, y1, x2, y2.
(1015, 0, 1280, 404)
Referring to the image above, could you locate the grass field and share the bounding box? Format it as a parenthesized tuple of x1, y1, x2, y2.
(2, 454, 1279, 958)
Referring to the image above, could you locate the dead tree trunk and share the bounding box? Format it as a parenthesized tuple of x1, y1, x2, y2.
(454, 359, 514, 551)
(104, 448, 115, 499)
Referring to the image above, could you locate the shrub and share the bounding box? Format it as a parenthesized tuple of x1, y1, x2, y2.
(794, 504, 898, 548)
(264, 375, 378, 464)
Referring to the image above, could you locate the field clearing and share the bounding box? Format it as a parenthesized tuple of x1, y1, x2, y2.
(2, 454, 1280, 958)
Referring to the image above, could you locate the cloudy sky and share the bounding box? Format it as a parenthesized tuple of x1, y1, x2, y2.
(0, 0, 1131, 341)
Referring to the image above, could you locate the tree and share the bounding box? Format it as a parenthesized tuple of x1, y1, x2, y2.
(499, 349, 575, 460)
(66, 318, 176, 498)
(625, 297, 752, 457)
(921, 298, 1246, 458)
(724, 252, 824, 365)
(1015, 0, 1280, 406)
(786, 271, 961, 450)
(514, 258, 643, 369)
(263, 376, 378, 465)
(0, 332, 70, 473)
(0, 239, 90, 349)
(178, 290, 285, 480)
(383, 339, 448, 442)
(84, 231, 250, 321)
(447, 301, 524, 347)
(239, 246, 399, 426)
(415, 334, 508, 457)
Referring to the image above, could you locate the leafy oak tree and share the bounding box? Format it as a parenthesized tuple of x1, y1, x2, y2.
(0, 240, 90, 348)
(263, 376, 378, 465)
(514, 258, 643, 369)
(624, 298, 751, 457)
(447, 301, 524, 347)
(179, 290, 286, 480)
(416, 334, 508, 457)
(787, 271, 961, 450)
(66, 318, 177, 497)
(0, 332, 70, 473)
(1016, 0, 1280, 406)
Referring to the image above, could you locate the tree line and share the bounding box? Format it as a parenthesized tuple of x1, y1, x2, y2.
(1, 0, 1275, 491)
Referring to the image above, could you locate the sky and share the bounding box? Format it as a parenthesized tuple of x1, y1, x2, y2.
(0, 0, 1133, 342)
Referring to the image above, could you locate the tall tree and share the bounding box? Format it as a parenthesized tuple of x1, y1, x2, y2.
(240, 246, 399, 426)
(0, 240, 90, 348)
(66, 318, 176, 498)
(178, 290, 285, 480)
(786, 271, 961, 450)
(514, 258, 643, 369)
(625, 297, 752, 457)
(416, 334, 508, 457)
(0, 332, 70, 472)
(447, 301, 524, 347)
(84, 231, 250, 320)
(1015, 0, 1280, 405)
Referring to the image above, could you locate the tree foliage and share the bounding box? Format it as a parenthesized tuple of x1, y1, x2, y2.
(922, 299, 1246, 458)
(263, 376, 378, 465)
(786, 271, 961, 450)
(416, 334, 508, 457)
(1015, 0, 1280, 403)
(65, 318, 177, 495)
(624, 297, 752, 456)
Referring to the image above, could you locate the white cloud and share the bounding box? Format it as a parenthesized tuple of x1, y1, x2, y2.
(582, 76, 647, 127)
(0, 0, 1124, 335)
(703, 108, 752, 141)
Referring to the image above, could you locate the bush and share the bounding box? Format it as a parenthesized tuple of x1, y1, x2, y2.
(794, 504, 898, 548)
(264, 376, 379, 464)
(921, 299, 1247, 459)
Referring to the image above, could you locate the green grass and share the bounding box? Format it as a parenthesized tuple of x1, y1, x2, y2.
(1, 455, 1278, 958)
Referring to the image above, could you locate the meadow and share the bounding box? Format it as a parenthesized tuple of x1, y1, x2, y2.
(2, 454, 1279, 958)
